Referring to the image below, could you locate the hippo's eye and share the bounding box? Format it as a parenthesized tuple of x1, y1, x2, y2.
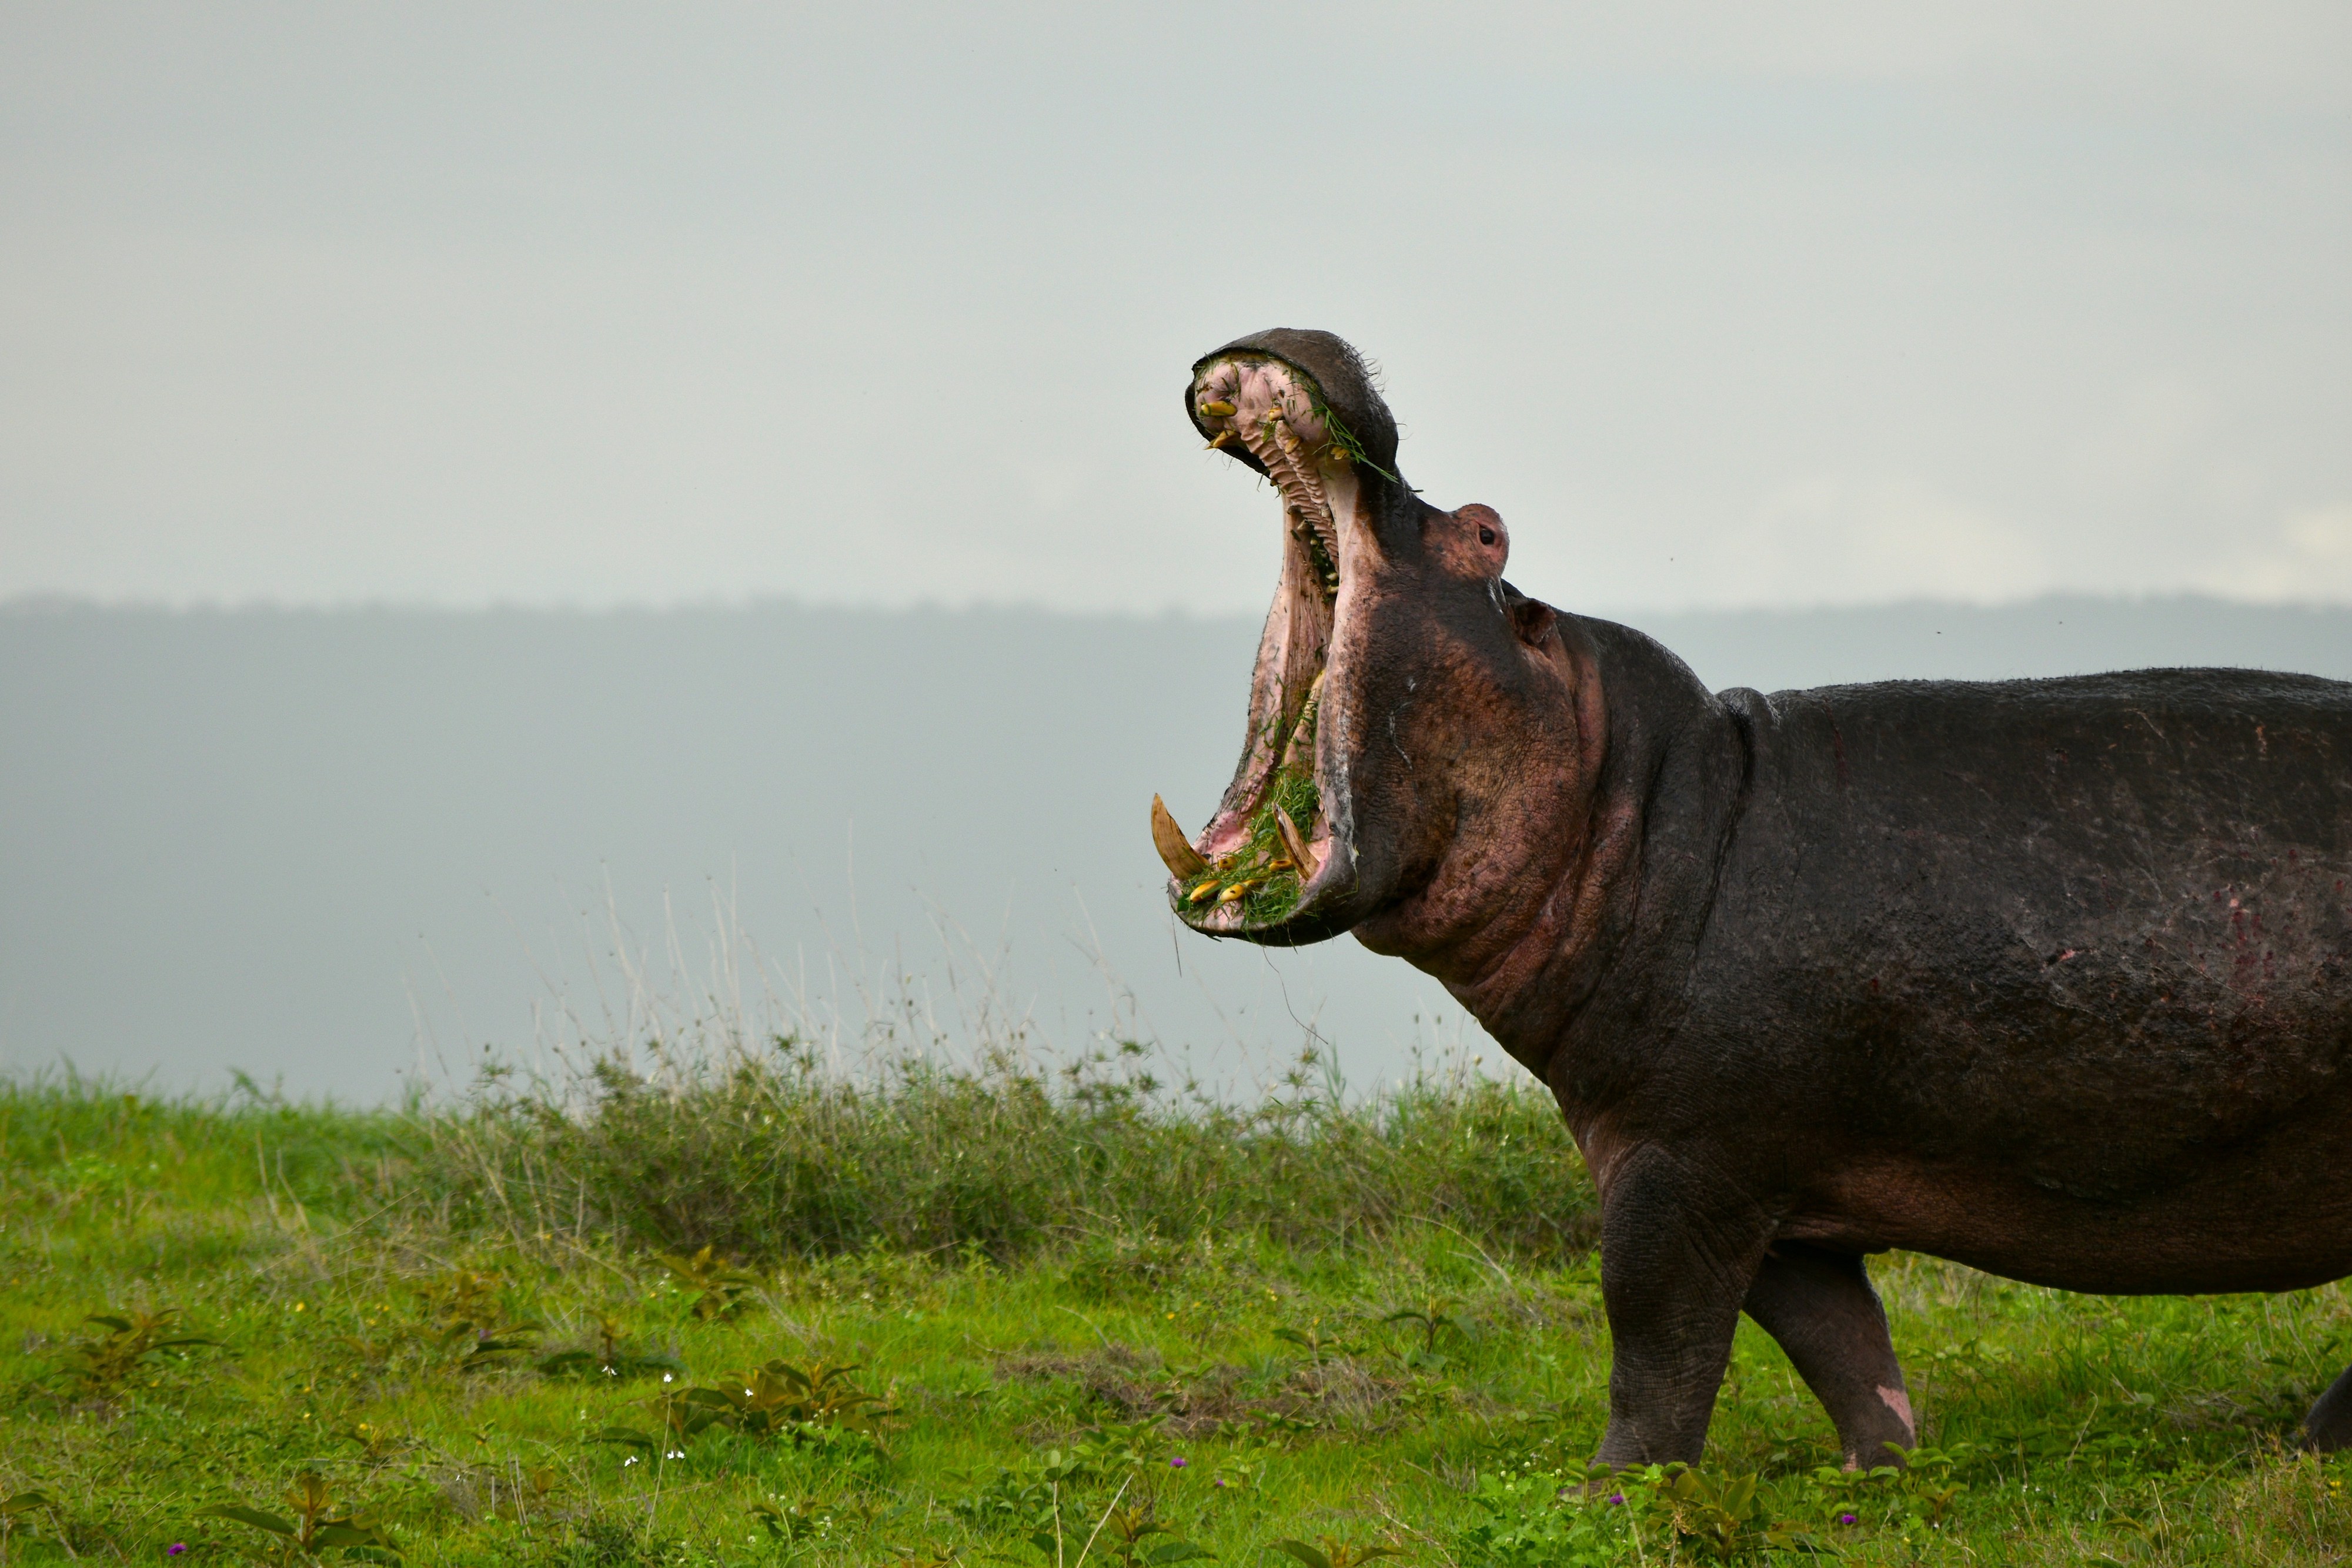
(1478, 525, 1496, 546)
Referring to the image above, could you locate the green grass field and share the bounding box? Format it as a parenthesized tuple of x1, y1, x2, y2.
(4, 1042, 2350, 1565)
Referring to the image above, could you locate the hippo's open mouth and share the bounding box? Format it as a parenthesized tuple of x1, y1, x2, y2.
(1152, 350, 1362, 938)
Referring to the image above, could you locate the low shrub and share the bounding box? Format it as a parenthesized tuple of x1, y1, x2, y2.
(414, 1037, 1596, 1263)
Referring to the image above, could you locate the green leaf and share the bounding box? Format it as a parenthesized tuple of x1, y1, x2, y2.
(312, 1522, 396, 1550)
(1269, 1541, 1331, 1568)
(1148, 1543, 1216, 1564)
(196, 1504, 298, 1536)
(467, 1336, 536, 1355)
(592, 1426, 654, 1451)
(0, 1492, 54, 1517)
(148, 1336, 226, 1355)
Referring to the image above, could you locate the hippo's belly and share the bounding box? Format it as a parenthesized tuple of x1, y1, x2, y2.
(1732, 875, 2352, 1292)
(1780, 1106, 2352, 1294)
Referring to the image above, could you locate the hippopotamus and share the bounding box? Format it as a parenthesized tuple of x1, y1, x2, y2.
(1150, 327, 2352, 1470)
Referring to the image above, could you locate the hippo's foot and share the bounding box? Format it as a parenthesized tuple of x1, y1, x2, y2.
(2304, 1365, 2352, 1450)
(1742, 1243, 1917, 1469)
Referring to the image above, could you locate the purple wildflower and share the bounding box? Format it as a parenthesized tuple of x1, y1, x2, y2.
(1170, 1456, 1188, 1469)
(1839, 1513, 1858, 1525)
(1606, 1493, 1625, 1506)
(168, 1548, 189, 1559)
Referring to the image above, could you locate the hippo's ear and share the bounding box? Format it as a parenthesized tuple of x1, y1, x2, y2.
(1499, 580, 1556, 647)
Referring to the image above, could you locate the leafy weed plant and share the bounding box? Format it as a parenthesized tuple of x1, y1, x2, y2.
(48, 1306, 220, 1399)
(197, 1471, 400, 1564)
(654, 1246, 763, 1320)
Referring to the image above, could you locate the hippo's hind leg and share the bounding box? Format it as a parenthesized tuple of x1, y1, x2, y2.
(2304, 1366, 2352, 1450)
(1742, 1242, 1917, 1469)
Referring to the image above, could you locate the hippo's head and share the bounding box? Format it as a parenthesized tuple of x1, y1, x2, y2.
(1153, 330, 1606, 974)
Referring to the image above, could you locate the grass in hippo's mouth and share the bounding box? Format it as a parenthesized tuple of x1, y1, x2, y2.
(1184, 771, 1320, 923)
(1310, 397, 1392, 483)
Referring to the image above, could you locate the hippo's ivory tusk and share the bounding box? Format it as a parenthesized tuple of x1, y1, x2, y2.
(1275, 804, 1321, 882)
(1151, 795, 1212, 880)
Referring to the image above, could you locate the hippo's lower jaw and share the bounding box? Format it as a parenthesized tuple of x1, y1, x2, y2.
(1151, 351, 1362, 942)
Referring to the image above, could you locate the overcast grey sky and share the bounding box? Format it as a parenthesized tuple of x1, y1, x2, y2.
(4, 2, 2348, 614)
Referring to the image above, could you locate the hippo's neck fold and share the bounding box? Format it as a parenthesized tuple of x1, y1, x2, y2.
(1424, 616, 1752, 1111)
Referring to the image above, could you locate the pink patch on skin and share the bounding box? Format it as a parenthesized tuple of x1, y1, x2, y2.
(1876, 1383, 1916, 1437)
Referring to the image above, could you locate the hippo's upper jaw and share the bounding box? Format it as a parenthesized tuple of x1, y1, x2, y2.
(1150, 330, 1396, 942)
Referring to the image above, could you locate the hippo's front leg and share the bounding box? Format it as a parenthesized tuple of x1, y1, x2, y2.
(1741, 1242, 1916, 1469)
(1593, 1148, 1776, 1467)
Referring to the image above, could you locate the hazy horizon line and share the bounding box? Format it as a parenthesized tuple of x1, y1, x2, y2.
(11, 589, 2352, 623)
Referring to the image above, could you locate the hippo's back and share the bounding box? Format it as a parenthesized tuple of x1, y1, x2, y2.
(1761, 665, 2352, 860)
(1726, 668, 2352, 959)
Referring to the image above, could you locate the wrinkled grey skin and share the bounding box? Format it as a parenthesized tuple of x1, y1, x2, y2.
(1167, 327, 2352, 1469)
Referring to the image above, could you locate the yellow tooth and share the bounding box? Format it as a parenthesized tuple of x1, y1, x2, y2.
(1188, 880, 1221, 904)
(1206, 430, 1237, 450)
(1217, 878, 1266, 904)
(1151, 795, 1212, 880)
(1275, 805, 1322, 882)
(1200, 399, 1236, 417)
